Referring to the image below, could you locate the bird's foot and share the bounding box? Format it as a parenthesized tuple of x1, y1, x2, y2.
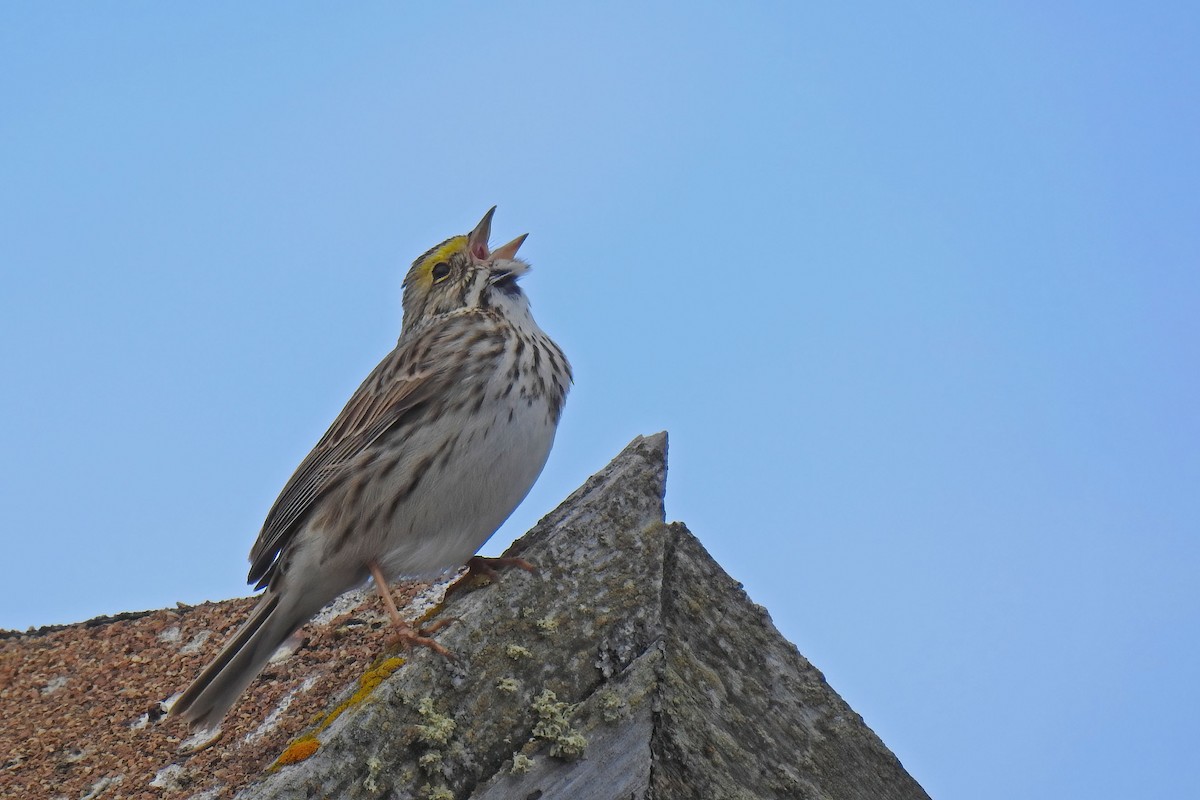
(445, 555, 537, 597)
(385, 619, 456, 659)
(368, 559, 455, 658)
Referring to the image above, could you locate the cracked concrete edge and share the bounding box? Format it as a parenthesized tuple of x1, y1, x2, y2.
(649, 523, 931, 800)
(506, 431, 668, 559)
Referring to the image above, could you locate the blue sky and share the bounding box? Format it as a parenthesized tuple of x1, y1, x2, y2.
(2, 4, 1197, 798)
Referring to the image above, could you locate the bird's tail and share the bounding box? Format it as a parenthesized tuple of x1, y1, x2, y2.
(169, 590, 301, 731)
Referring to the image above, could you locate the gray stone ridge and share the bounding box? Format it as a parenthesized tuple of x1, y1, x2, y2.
(237, 432, 930, 800)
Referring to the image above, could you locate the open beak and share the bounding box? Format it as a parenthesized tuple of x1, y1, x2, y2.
(491, 233, 528, 261)
(466, 206, 496, 261)
(466, 206, 528, 262)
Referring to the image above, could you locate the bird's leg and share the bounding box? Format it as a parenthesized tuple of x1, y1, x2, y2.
(444, 555, 538, 597)
(367, 560, 454, 658)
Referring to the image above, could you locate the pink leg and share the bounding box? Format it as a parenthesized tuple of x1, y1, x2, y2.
(368, 561, 454, 658)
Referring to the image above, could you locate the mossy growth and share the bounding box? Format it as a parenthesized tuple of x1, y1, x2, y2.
(530, 689, 587, 760)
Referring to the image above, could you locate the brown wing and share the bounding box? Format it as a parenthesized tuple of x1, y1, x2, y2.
(246, 343, 444, 590)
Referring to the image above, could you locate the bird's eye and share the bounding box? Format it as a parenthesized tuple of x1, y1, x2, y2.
(431, 262, 451, 283)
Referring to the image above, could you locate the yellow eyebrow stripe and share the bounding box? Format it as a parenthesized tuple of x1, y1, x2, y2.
(423, 236, 467, 268)
(409, 235, 468, 289)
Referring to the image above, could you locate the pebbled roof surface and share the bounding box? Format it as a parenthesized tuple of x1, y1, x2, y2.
(0, 580, 441, 800)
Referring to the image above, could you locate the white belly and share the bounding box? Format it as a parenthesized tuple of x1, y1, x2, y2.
(379, 396, 556, 577)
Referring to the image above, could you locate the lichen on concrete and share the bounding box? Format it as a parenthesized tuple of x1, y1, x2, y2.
(504, 643, 532, 660)
(529, 689, 587, 759)
(414, 696, 456, 745)
(269, 655, 407, 769)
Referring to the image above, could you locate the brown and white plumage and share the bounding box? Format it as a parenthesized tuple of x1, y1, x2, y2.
(171, 208, 570, 731)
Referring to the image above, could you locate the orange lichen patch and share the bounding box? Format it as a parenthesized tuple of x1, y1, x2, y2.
(273, 736, 320, 766)
(0, 579, 433, 800)
(270, 656, 406, 770)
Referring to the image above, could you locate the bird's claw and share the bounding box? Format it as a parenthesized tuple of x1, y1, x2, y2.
(445, 555, 538, 597)
(386, 620, 456, 659)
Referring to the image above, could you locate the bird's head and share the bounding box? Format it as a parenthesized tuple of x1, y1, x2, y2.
(400, 207, 529, 334)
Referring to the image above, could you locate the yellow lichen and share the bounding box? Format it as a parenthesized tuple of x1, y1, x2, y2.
(600, 690, 628, 722)
(415, 696, 456, 744)
(496, 677, 519, 694)
(364, 757, 384, 792)
(505, 644, 532, 660)
(535, 616, 558, 636)
(422, 783, 454, 800)
(530, 689, 587, 760)
(418, 750, 443, 772)
(553, 731, 588, 758)
(271, 656, 406, 770)
(313, 655, 405, 732)
(510, 753, 535, 774)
